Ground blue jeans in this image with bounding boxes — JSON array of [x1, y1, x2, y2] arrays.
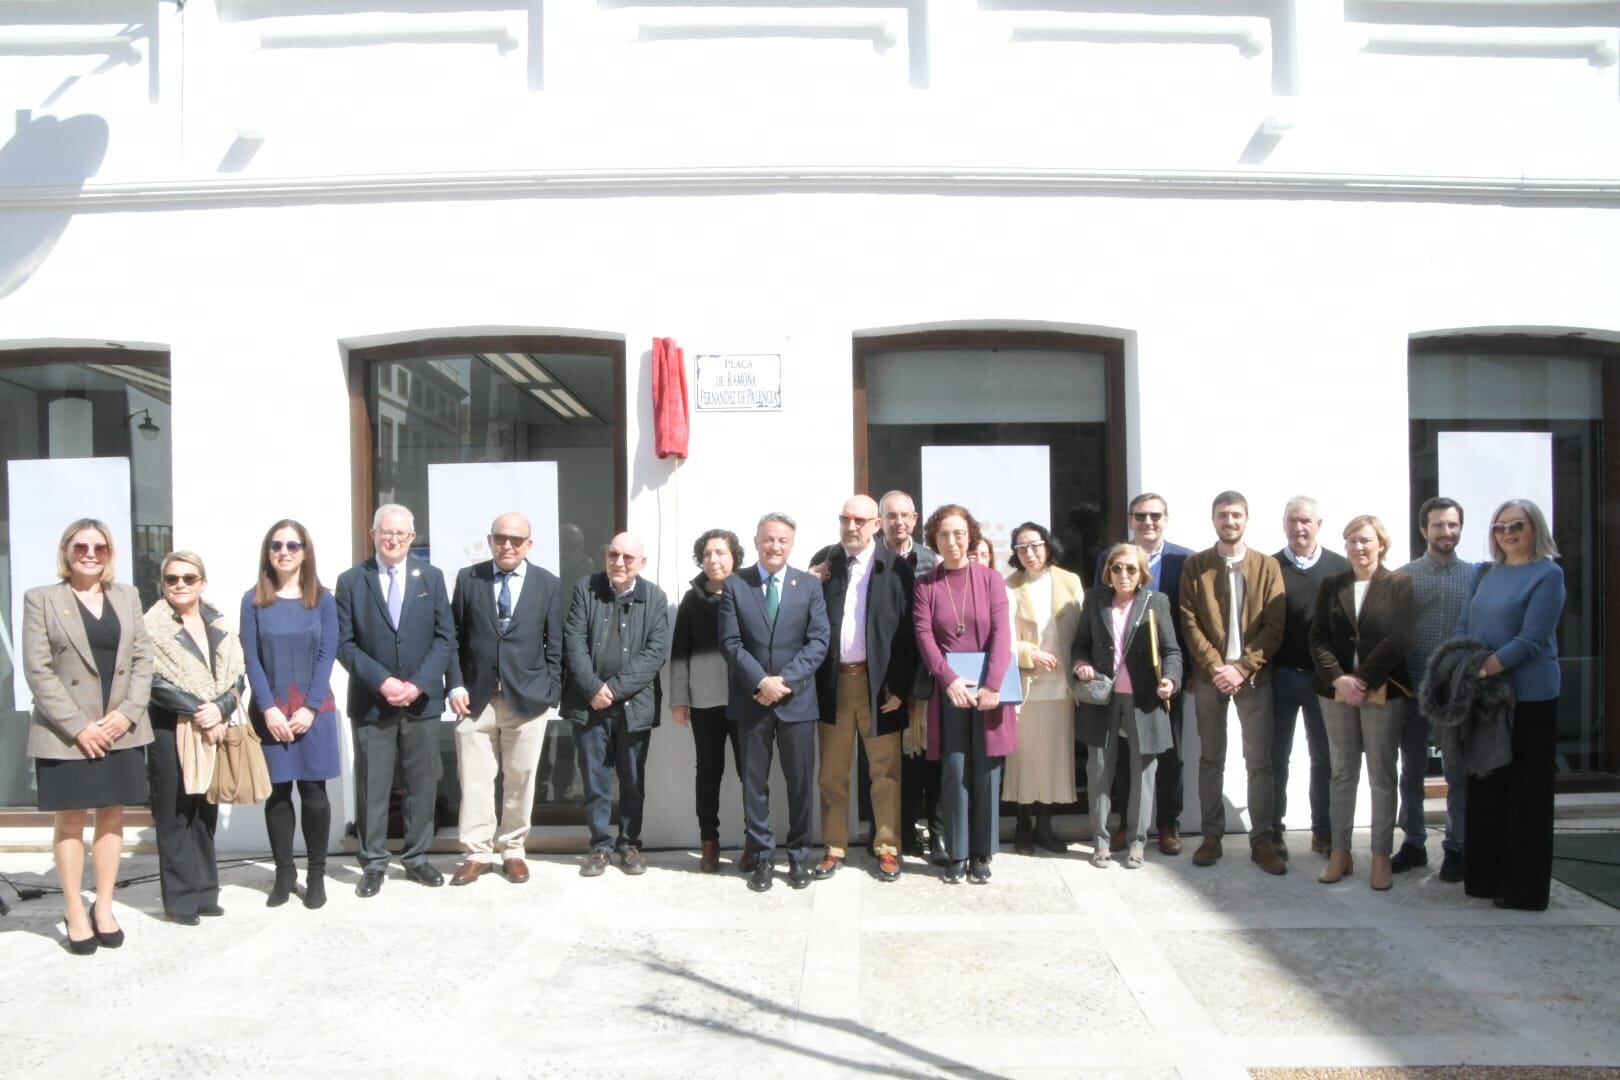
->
[[1397, 706, 1467, 852], [574, 714, 651, 853], [1270, 666, 1330, 836]]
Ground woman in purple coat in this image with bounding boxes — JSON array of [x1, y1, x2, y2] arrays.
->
[[914, 504, 1018, 884]]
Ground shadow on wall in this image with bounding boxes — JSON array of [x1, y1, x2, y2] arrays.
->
[[0, 112, 110, 303]]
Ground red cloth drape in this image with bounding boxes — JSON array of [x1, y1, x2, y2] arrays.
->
[[652, 337, 690, 460]]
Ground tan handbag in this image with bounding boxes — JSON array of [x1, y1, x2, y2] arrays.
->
[[208, 703, 272, 806]]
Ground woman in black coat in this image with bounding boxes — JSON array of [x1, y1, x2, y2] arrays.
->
[[1071, 542, 1182, 869]]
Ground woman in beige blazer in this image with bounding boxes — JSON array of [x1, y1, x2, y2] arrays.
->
[[23, 518, 154, 954], [1004, 522, 1084, 854]]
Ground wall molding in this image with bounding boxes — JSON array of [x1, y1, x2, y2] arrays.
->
[[2, 165, 1619, 211]]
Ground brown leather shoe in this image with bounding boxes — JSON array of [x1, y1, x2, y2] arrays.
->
[[450, 861, 486, 886], [739, 849, 759, 873], [1158, 825, 1183, 856], [1272, 830, 1290, 862], [1109, 828, 1127, 854], [1370, 853, 1393, 891], [699, 840, 720, 873], [1251, 840, 1288, 876], [1311, 832, 1332, 856], [619, 847, 647, 876], [1192, 835, 1223, 866], [503, 858, 530, 884], [876, 853, 900, 882], [812, 854, 843, 880], [1318, 849, 1354, 884]]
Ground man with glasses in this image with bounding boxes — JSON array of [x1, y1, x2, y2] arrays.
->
[[812, 495, 916, 883], [721, 512, 830, 891], [336, 503, 457, 897], [1096, 493, 1193, 855], [561, 532, 670, 877], [1178, 491, 1288, 875], [444, 513, 564, 886]]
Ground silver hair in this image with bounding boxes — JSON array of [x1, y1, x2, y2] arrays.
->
[[877, 490, 915, 515], [1488, 498, 1560, 562], [1283, 495, 1320, 520], [373, 503, 415, 530], [756, 511, 797, 533]]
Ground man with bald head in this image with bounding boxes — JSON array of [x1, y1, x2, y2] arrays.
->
[[561, 532, 671, 876], [445, 512, 565, 885], [812, 496, 916, 881]]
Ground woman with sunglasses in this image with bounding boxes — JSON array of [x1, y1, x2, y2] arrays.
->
[[144, 551, 246, 924], [22, 519, 154, 954], [1454, 498, 1566, 911], [241, 520, 340, 909], [1071, 543, 1181, 869], [1004, 522, 1083, 855]]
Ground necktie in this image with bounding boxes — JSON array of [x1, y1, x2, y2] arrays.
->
[[386, 565, 402, 629], [765, 573, 780, 626], [497, 571, 513, 634]]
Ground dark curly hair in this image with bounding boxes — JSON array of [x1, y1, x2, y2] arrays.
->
[[1006, 521, 1063, 572], [691, 528, 744, 569], [922, 504, 983, 556]]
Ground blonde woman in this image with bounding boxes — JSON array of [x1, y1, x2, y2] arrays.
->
[[23, 519, 153, 954], [1004, 522, 1083, 854]]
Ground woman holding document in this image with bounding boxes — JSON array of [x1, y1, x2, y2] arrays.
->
[[913, 504, 1018, 885]]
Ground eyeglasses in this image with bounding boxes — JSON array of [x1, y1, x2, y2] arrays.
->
[[1491, 520, 1529, 535], [1109, 563, 1141, 575], [838, 515, 874, 527], [605, 551, 639, 563], [1013, 541, 1046, 552], [491, 533, 531, 548], [375, 530, 412, 541], [1130, 511, 1164, 523], [71, 542, 109, 558], [163, 573, 202, 587], [268, 540, 304, 554]]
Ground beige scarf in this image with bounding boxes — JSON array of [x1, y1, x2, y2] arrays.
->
[[145, 600, 248, 795]]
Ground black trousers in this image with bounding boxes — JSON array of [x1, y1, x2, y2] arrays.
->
[[902, 753, 942, 840], [1110, 690, 1184, 829], [738, 713, 815, 863], [575, 713, 651, 852], [1465, 697, 1557, 911], [937, 703, 1003, 862], [146, 722, 219, 917], [691, 706, 741, 842], [352, 714, 439, 868]]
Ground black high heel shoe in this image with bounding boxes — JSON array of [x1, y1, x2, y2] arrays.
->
[[66, 909, 99, 956], [89, 900, 125, 949]]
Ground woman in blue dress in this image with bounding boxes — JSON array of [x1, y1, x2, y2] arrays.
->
[[241, 519, 340, 910]]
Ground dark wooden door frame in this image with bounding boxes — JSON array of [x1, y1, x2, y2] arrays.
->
[[852, 328, 1129, 541]]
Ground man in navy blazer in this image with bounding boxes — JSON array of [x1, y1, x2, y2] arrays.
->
[[444, 512, 564, 886], [336, 503, 457, 897], [719, 512, 830, 892], [1097, 492, 1193, 856]]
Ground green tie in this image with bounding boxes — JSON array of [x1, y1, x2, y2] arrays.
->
[[765, 573, 780, 625]]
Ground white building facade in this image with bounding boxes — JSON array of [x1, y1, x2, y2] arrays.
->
[[2, 0, 1617, 852]]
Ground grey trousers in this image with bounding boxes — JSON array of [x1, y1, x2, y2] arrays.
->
[[1192, 678, 1274, 844], [1086, 693, 1157, 850], [938, 702, 1003, 862], [1320, 695, 1404, 856], [352, 714, 440, 869]]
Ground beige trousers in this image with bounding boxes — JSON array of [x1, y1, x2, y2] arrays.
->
[[455, 692, 547, 862], [818, 669, 903, 858]]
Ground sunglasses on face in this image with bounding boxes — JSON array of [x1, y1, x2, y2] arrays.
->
[[1131, 511, 1164, 523], [268, 540, 304, 554], [1491, 520, 1529, 535], [490, 533, 531, 548], [163, 573, 202, 587], [71, 542, 109, 558], [1109, 563, 1141, 575], [838, 515, 874, 527]]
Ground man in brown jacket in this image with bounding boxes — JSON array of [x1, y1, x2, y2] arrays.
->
[[1178, 491, 1288, 874]]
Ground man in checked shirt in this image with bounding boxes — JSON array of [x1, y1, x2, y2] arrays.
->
[[1393, 496, 1474, 883]]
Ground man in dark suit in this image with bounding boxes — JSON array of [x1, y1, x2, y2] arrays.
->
[[1097, 492, 1194, 855], [812, 495, 916, 883], [444, 512, 564, 886], [336, 503, 457, 897], [720, 511, 830, 892]]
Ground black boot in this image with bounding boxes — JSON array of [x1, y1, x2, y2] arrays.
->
[[267, 865, 296, 908], [303, 858, 327, 910], [1033, 808, 1067, 853], [1014, 806, 1035, 855]]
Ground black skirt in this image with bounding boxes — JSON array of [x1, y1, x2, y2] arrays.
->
[[36, 747, 148, 811]]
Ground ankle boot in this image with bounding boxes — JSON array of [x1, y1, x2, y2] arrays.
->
[[1033, 809, 1067, 854], [1014, 807, 1035, 855], [303, 860, 327, 909], [267, 865, 297, 908]]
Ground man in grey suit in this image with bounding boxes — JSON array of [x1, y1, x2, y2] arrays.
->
[[335, 503, 457, 897], [719, 512, 830, 892]]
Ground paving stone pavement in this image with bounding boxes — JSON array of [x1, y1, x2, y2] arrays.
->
[[2, 830, 1618, 1080]]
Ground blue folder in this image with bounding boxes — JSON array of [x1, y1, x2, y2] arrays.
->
[[945, 651, 1024, 706]]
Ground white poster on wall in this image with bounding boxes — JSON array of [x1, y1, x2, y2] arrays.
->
[[7, 457, 134, 711], [920, 445, 1050, 562], [1437, 432, 1554, 561]]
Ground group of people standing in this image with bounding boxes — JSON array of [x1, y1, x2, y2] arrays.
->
[[21, 482, 1567, 953]]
